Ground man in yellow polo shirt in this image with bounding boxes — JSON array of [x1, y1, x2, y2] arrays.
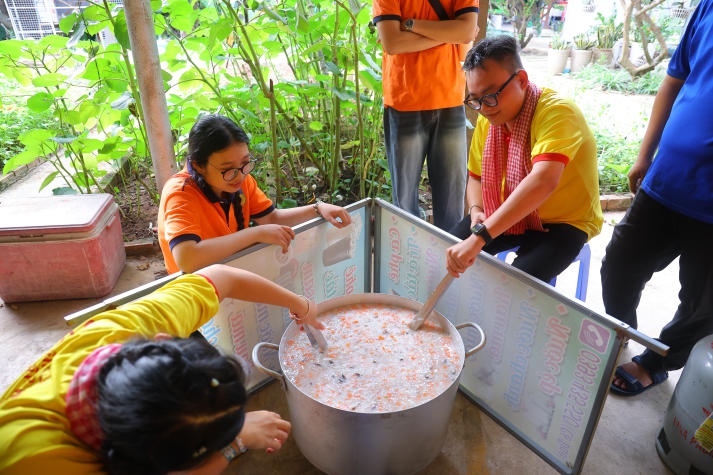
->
[[446, 35, 603, 282]]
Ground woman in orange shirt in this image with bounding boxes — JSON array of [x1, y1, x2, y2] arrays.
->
[[158, 114, 351, 274]]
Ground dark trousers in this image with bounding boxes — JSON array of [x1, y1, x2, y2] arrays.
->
[[449, 217, 588, 284], [601, 190, 713, 372]]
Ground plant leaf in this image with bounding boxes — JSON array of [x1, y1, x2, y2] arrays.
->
[[26, 93, 54, 112]]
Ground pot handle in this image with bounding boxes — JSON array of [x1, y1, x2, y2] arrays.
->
[[456, 322, 486, 358], [251, 342, 284, 383]]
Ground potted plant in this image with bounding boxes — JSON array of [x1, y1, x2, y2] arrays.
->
[[572, 33, 596, 73], [489, 0, 508, 30], [547, 34, 571, 75], [593, 13, 623, 67]]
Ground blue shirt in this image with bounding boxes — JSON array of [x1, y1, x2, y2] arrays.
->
[[641, 0, 713, 224]]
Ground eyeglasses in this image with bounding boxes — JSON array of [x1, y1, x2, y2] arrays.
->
[[463, 71, 520, 111], [208, 157, 257, 181]]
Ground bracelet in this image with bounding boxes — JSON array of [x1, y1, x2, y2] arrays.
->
[[468, 204, 483, 214], [235, 436, 248, 454], [313, 200, 324, 218], [290, 295, 310, 323], [222, 436, 248, 462]]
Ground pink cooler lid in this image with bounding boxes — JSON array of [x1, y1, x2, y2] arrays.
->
[[0, 194, 115, 236]]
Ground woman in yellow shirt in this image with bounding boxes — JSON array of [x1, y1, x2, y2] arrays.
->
[[0, 264, 323, 475]]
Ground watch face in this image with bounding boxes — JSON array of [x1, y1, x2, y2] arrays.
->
[[471, 223, 492, 244]]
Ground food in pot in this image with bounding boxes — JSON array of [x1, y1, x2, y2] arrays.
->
[[282, 303, 463, 413]]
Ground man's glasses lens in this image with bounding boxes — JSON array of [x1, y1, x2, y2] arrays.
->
[[464, 71, 519, 111], [465, 94, 499, 110]]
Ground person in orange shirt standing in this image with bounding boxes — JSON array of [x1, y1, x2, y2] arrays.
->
[[371, 0, 479, 231], [158, 114, 351, 274]]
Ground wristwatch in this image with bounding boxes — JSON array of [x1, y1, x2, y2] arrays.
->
[[470, 223, 493, 245], [403, 18, 414, 32]]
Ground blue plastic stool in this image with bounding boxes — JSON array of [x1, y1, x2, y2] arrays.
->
[[495, 242, 590, 301]]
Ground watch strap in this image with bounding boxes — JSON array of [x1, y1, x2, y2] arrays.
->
[[471, 223, 493, 245]]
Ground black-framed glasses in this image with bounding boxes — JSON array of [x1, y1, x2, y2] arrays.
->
[[463, 71, 520, 111], [208, 157, 257, 181]]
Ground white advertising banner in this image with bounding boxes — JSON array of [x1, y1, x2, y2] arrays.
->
[[373, 199, 623, 475], [199, 201, 370, 390]]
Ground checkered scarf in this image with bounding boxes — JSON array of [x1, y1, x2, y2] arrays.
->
[[65, 343, 122, 451], [481, 81, 545, 235]]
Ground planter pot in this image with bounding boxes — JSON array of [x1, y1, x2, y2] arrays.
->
[[547, 48, 570, 75], [571, 49, 593, 73], [592, 47, 614, 68]]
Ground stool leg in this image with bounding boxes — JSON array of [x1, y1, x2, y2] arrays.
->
[[575, 243, 591, 301], [496, 246, 519, 262]]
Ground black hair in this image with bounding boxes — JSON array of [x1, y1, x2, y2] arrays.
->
[[463, 34, 524, 73], [186, 114, 250, 188], [96, 337, 247, 475]]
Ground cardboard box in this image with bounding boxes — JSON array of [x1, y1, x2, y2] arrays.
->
[[0, 194, 126, 303]]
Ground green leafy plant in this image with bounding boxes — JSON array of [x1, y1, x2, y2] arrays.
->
[[594, 128, 641, 193], [573, 33, 596, 50], [0, 0, 388, 207], [0, 2, 150, 197], [549, 34, 571, 50], [595, 13, 623, 49], [568, 84, 653, 194], [0, 77, 55, 173], [576, 62, 664, 95]]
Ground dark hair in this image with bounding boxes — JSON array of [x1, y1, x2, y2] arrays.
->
[[97, 337, 247, 475], [463, 34, 524, 73], [186, 114, 250, 187]]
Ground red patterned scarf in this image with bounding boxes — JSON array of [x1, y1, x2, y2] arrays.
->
[[65, 344, 122, 451], [481, 81, 545, 235]]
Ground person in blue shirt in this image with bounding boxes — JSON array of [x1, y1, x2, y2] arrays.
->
[[602, 0, 713, 396]]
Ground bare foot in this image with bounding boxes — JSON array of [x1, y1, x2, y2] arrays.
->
[[612, 361, 653, 391]]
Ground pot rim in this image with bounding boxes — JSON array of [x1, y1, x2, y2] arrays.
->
[[277, 292, 469, 414]]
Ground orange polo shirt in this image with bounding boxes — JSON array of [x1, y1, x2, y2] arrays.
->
[[372, 0, 479, 111], [158, 168, 274, 274]]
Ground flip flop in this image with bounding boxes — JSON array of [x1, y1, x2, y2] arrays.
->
[[610, 362, 668, 397]]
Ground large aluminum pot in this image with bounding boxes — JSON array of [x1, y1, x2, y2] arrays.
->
[[252, 293, 485, 475]]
